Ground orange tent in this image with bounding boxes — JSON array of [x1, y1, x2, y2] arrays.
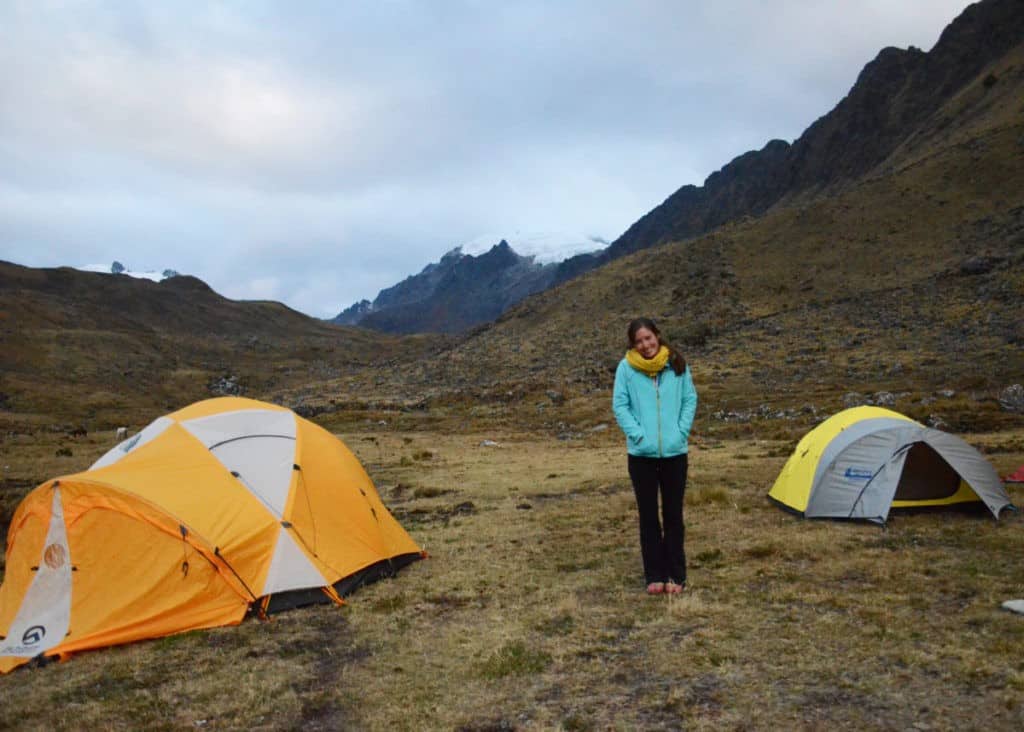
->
[[0, 397, 422, 673]]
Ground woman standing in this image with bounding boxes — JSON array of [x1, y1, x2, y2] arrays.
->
[[613, 317, 698, 595]]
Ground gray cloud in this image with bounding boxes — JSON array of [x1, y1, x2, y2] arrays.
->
[[0, 1, 973, 316]]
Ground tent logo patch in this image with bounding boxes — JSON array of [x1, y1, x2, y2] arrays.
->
[[43, 543, 67, 570], [844, 467, 874, 481], [22, 625, 45, 646]]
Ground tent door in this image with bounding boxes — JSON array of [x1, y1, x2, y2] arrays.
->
[[894, 442, 961, 501]]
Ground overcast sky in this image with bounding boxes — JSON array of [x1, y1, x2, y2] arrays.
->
[[0, 1, 974, 318]]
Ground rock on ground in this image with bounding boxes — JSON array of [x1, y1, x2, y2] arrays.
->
[[1001, 599, 1024, 615]]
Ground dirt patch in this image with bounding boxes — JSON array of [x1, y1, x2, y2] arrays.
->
[[392, 500, 477, 526], [527, 481, 631, 503], [289, 610, 373, 729], [456, 718, 519, 732]]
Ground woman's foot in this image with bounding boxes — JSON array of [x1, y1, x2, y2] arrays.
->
[[665, 581, 685, 594], [646, 582, 665, 595]]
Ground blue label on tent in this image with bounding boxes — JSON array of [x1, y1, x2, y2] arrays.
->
[[22, 625, 45, 646], [844, 467, 874, 481]]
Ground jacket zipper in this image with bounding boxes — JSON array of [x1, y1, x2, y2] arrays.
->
[[655, 372, 662, 456]]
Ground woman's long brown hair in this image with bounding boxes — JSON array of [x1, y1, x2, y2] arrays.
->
[[627, 317, 687, 375]]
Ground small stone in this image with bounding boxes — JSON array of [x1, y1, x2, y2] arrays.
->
[[1001, 599, 1024, 615], [843, 392, 866, 407], [959, 256, 996, 275], [873, 391, 896, 407], [208, 374, 241, 396], [998, 384, 1024, 413]]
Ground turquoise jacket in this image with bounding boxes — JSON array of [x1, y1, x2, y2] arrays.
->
[[613, 359, 698, 458]]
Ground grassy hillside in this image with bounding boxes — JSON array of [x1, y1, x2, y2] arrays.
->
[[0, 263, 443, 428], [289, 45, 1024, 440]]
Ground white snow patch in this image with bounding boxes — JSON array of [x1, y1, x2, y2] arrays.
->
[[79, 264, 175, 282], [460, 231, 609, 264]]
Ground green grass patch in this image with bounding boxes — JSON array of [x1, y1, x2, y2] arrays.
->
[[479, 641, 552, 678], [536, 613, 575, 637], [688, 486, 731, 505]]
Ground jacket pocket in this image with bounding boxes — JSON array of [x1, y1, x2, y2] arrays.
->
[[664, 431, 684, 455], [628, 432, 654, 456]]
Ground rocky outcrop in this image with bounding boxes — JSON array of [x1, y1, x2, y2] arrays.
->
[[554, 0, 1024, 283], [332, 298, 373, 326]]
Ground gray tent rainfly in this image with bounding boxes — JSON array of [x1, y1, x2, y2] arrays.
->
[[769, 407, 1015, 525]]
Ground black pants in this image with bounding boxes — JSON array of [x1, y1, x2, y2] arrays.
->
[[628, 453, 688, 585]]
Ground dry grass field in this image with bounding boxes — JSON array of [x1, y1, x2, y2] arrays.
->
[[2, 424, 1023, 730]]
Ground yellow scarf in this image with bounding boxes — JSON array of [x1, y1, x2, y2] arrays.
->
[[626, 345, 670, 376]]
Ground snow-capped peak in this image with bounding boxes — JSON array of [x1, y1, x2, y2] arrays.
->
[[460, 231, 609, 264]]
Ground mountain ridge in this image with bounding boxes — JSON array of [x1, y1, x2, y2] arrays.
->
[[333, 0, 1023, 334], [550, 0, 1024, 278], [293, 0, 1024, 433], [2, 0, 1021, 434], [331, 239, 564, 333]]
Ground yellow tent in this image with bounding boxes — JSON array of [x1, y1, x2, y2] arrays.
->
[[768, 406, 1013, 524], [0, 397, 422, 673]]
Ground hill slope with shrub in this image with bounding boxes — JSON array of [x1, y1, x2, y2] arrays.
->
[[0, 263, 439, 426]]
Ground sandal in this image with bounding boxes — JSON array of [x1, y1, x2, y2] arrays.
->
[[646, 582, 665, 595], [664, 581, 685, 594]]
